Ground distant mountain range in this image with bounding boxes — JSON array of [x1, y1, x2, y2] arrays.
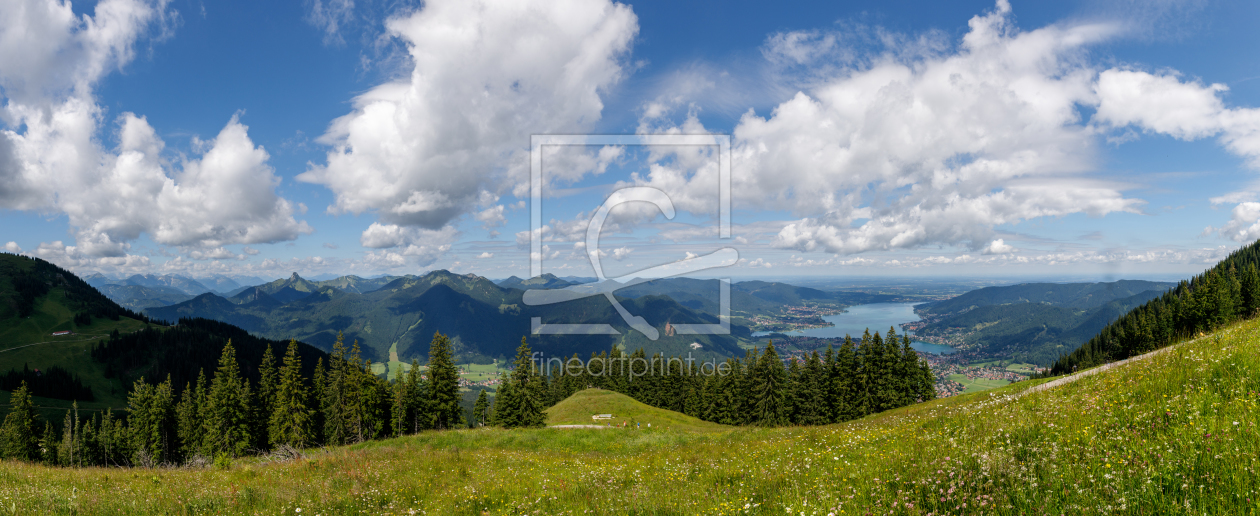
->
[[146, 271, 807, 364], [84, 272, 271, 310], [914, 280, 1177, 365]]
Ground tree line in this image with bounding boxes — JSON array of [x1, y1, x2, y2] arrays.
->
[[1, 253, 151, 323], [1049, 240, 1260, 375], [0, 326, 935, 466], [0, 365, 94, 402], [518, 326, 935, 427]]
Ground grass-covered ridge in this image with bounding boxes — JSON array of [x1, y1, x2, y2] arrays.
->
[[544, 388, 727, 432], [3, 315, 1259, 514]]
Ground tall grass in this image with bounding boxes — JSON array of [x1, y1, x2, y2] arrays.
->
[[2, 318, 1260, 514]]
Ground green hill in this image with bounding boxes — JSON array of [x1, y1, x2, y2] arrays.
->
[[0, 253, 153, 405], [545, 388, 727, 432], [6, 308, 1258, 514]]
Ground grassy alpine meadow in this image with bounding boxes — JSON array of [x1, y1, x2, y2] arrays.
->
[[3, 319, 1260, 515]]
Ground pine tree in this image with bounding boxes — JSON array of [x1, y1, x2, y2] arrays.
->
[[491, 380, 518, 427], [360, 359, 389, 440], [322, 334, 349, 445], [311, 357, 326, 444], [798, 351, 828, 425], [390, 363, 410, 437], [834, 336, 860, 421], [427, 332, 462, 429], [750, 341, 788, 426], [177, 370, 208, 458], [127, 376, 175, 466], [58, 403, 78, 466], [472, 389, 489, 427], [344, 340, 367, 443], [270, 339, 313, 448], [499, 337, 545, 428], [39, 420, 58, 464], [254, 343, 278, 449], [1242, 263, 1260, 317], [0, 381, 39, 461], [406, 359, 427, 433], [785, 357, 803, 424], [202, 340, 252, 457]]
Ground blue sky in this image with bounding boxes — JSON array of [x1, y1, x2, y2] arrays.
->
[[2, 0, 1259, 282]]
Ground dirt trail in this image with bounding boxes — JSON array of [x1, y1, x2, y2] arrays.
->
[[1018, 339, 1188, 398], [0, 333, 114, 354]]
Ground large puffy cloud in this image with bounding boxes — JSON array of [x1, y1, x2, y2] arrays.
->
[[0, 0, 310, 260], [299, 0, 638, 239], [629, 1, 1152, 255], [1095, 70, 1260, 165]]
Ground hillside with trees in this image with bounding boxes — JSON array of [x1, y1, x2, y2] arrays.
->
[[1049, 240, 1260, 375], [912, 280, 1174, 364]]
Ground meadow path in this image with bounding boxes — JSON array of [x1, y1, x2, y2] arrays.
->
[[1018, 339, 1188, 398]]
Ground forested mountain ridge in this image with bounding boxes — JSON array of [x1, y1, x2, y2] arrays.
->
[[1049, 240, 1260, 375], [0, 254, 149, 324], [147, 270, 751, 364], [915, 287, 1171, 365], [497, 273, 577, 290], [920, 280, 1175, 316], [0, 254, 330, 408], [909, 279, 1175, 365]]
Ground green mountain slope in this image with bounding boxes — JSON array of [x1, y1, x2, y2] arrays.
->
[[1051, 240, 1260, 374], [0, 254, 327, 416], [914, 280, 1174, 364]]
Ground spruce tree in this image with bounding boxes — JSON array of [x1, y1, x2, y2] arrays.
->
[[254, 343, 278, 449], [836, 336, 860, 420], [473, 389, 489, 427], [1242, 263, 1260, 317], [345, 340, 366, 443], [750, 341, 788, 426], [426, 332, 462, 429], [202, 340, 252, 457], [799, 351, 828, 425], [127, 376, 175, 466], [311, 357, 326, 444], [177, 369, 208, 458], [785, 357, 803, 424], [39, 421, 58, 464], [322, 334, 349, 445], [270, 339, 313, 448], [0, 381, 39, 461], [491, 380, 518, 427], [499, 337, 545, 428], [406, 359, 427, 432], [390, 363, 410, 437]]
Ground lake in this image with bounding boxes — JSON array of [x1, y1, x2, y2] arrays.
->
[[751, 302, 959, 355]]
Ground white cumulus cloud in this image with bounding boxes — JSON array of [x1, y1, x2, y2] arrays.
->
[[299, 0, 639, 237], [0, 0, 309, 263]]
